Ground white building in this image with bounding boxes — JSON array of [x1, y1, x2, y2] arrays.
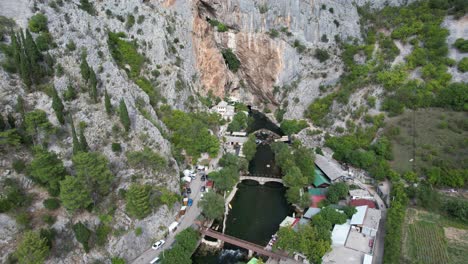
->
[[213, 100, 235, 121], [331, 220, 351, 246], [349, 189, 374, 200], [362, 208, 381, 237]]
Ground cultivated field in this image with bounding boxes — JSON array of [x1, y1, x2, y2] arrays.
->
[[402, 208, 468, 264]]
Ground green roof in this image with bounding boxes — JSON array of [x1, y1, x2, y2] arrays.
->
[[314, 168, 330, 187], [309, 187, 328, 195], [247, 258, 258, 264]]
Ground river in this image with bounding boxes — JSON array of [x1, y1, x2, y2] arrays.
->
[[192, 110, 292, 263]]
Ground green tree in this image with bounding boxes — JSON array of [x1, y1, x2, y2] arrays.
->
[[59, 176, 92, 212], [15, 231, 49, 263], [208, 166, 239, 192], [28, 14, 48, 33], [125, 184, 151, 219], [199, 192, 225, 220], [326, 182, 349, 203], [69, 115, 81, 154], [174, 228, 199, 252], [89, 67, 98, 102], [80, 56, 90, 82], [73, 222, 92, 252], [221, 48, 240, 72], [242, 134, 257, 161], [280, 119, 308, 135], [283, 166, 307, 188], [73, 152, 114, 198], [51, 87, 65, 124], [119, 99, 131, 131], [293, 146, 315, 183], [24, 109, 52, 145], [78, 125, 89, 152], [458, 57, 468, 72], [104, 89, 112, 115], [28, 148, 66, 196], [227, 112, 248, 131]]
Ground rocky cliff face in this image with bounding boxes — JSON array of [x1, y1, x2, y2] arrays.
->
[[0, 0, 419, 262]]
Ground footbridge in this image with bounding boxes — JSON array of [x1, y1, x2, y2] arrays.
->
[[201, 228, 290, 260], [240, 175, 283, 185]]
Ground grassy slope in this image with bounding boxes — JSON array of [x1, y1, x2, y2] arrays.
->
[[384, 108, 468, 174]]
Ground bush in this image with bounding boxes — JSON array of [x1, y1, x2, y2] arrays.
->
[[96, 224, 112, 246], [12, 159, 26, 173], [126, 14, 135, 29], [28, 14, 48, 33], [221, 48, 240, 72], [108, 32, 144, 78], [42, 214, 56, 225], [453, 38, 468, 52], [294, 40, 306, 53], [135, 227, 143, 236], [79, 0, 95, 15], [280, 119, 308, 135], [268, 29, 279, 38], [73, 222, 92, 252], [35, 32, 53, 51], [111, 142, 122, 153], [314, 49, 330, 62], [457, 57, 468, 72], [43, 198, 61, 210]]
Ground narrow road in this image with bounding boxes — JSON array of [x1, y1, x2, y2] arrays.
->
[[131, 151, 223, 264], [131, 171, 204, 264]]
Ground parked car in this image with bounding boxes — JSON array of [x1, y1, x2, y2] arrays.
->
[[188, 198, 193, 206], [152, 240, 165, 250], [201, 175, 206, 181], [201, 186, 206, 192], [186, 187, 192, 194], [150, 256, 160, 264]]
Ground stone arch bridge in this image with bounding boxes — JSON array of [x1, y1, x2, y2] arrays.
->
[[240, 174, 283, 185]]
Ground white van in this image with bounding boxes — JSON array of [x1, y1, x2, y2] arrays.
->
[[149, 256, 160, 264], [168, 221, 179, 233]]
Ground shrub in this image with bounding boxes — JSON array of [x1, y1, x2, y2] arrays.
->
[[43, 198, 61, 210], [137, 15, 145, 24], [453, 38, 468, 52], [268, 29, 279, 38], [314, 49, 330, 62], [111, 143, 122, 153], [135, 227, 143, 236], [66, 40, 76, 51], [79, 0, 95, 15], [280, 119, 308, 135], [12, 159, 26, 173], [294, 40, 306, 53], [222, 48, 241, 72], [126, 14, 135, 29], [457, 57, 468, 72], [73, 222, 92, 252], [42, 214, 56, 225], [321, 34, 329, 43], [35, 32, 53, 51], [107, 32, 144, 78], [96, 224, 112, 246], [28, 14, 48, 33]]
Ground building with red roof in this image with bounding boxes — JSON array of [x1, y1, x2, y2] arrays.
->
[[310, 195, 326, 208], [350, 199, 376, 209]]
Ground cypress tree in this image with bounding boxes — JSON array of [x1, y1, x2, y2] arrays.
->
[[52, 87, 65, 124], [7, 113, 16, 129], [10, 32, 21, 72], [80, 58, 90, 83], [24, 29, 42, 84], [104, 89, 112, 115], [69, 115, 81, 154], [0, 116, 5, 131], [78, 126, 89, 152], [19, 47, 32, 89], [16, 96, 25, 118], [89, 68, 98, 102], [119, 99, 131, 131]]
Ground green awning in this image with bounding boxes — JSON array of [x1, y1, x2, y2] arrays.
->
[[313, 168, 330, 187]]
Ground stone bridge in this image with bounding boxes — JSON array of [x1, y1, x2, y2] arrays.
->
[[240, 175, 283, 185], [252, 128, 281, 139]]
